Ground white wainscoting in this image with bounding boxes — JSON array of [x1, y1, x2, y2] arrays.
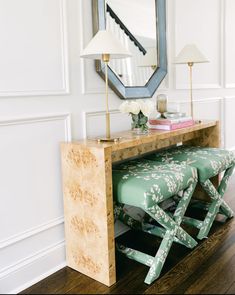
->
[[80, 0, 106, 95], [224, 97, 235, 150], [174, 0, 222, 90], [0, 0, 69, 97], [0, 114, 71, 294], [180, 97, 225, 146], [224, 0, 235, 88], [83, 109, 132, 139], [84, 97, 223, 139]]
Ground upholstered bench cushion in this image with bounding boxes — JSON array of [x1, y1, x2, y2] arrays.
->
[[112, 159, 197, 208], [145, 146, 235, 183]]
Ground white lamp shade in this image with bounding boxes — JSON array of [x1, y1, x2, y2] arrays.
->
[[80, 30, 132, 60], [138, 47, 158, 67], [175, 44, 208, 64]]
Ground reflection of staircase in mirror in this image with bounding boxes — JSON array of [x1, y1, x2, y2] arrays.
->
[[106, 4, 146, 55], [106, 4, 154, 87]]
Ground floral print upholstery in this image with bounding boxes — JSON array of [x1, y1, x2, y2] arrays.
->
[[144, 146, 235, 182], [144, 145, 235, 240], [112, 158, 198, 284], [112, 159, 197, 208]]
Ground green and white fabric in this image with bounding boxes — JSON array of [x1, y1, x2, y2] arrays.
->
[[112, 159, 198, 284], [113, 159, 197, 207], [144, 146, 235, 182], [144, 145, 235, 239]]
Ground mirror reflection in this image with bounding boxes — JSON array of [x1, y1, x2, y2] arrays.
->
[[106, 0, 158, 87]]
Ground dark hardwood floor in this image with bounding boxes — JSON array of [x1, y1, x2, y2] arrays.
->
[[21, 175, 235, 294]]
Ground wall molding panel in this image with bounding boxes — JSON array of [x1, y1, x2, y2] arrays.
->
[[223, 96, 235, 149], [83, 109, 130, 138], [0, 113, 71, 131], [224, 0, 235, 89], [0, 216, 64, 250], [174, 0, 222, 90], [174, 83, 222, 90], [0, 0, 69, 97], [79, 0, 107, 95], [0, 241, 66, 294], [0, 113, 71, 294], [83, 97, 223, 138], [225, 84, 235, 89]]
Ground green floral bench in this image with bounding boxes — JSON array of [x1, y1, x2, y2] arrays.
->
[[144, 146, 235, 240], [112, 159, 198, 284]]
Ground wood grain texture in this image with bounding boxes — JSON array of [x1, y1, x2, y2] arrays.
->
[[227, 282, 235, 294], [61, 144, 116, 286], [184, 121, 220, 148], [60, 120, 220, 287], [72, 120, 217, 152]]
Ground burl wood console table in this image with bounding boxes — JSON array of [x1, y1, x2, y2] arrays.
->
[[60, 120, 220, 287]]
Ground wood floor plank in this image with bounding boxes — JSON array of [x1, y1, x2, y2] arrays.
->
[[20, 267, 83, 294], [170, 224, 235, 294], [198, 254, 235, 295], [182, 226, 235, 294], [226, 282, 235, 294]]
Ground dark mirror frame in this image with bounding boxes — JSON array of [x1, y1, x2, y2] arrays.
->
[[92, 0, 167, 99]]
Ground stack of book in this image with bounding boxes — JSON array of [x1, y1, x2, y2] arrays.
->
[[149, 116, 194, 131]]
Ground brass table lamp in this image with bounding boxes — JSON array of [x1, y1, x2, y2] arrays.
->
[[81, 30, 132, 142], [175, 44, 208, 119]]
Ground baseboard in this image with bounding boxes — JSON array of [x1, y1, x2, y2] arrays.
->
[[0, 241, 66, 294]]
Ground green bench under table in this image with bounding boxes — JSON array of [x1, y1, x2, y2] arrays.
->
[[144, 145, 235, 240], [112, 158, 198, 284]]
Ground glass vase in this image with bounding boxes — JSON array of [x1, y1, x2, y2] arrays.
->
[[132, 127, 148, 135], [131, 112, 149, 135]]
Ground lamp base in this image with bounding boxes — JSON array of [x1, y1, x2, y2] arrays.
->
[[97, 137, 121, 143], [194, 119, 202, 124]]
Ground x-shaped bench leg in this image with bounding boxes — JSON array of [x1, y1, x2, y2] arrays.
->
[[114, 203, 143, 230], [143, 181, 197, 284], [198, 165, 235, 239], [115, 204, 191, 246]]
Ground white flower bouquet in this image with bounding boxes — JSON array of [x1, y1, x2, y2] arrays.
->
[[119, 99, 154, 133]]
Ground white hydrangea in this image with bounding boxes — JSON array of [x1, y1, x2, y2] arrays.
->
[[119, 101, 140, 114], [139, 99, 155, 116], [119, 99, 154, 117], [119, 101, 130, 113], [129, 101, 141, 114]]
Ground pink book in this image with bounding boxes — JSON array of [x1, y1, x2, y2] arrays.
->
[[149, 120, 195, 131], [149, 116, 192, 125]]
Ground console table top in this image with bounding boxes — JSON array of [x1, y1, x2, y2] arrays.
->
[[66, 120, 218, 151]]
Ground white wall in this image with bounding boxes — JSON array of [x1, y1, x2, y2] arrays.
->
[[0, 0, 235, 293]]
